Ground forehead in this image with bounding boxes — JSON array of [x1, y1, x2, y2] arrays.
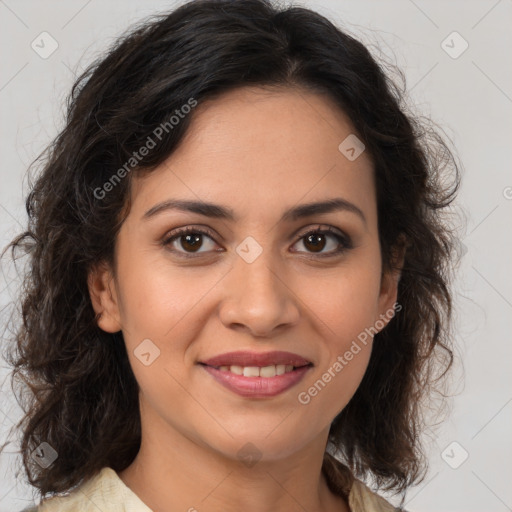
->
[[129, 86, 376, 226]]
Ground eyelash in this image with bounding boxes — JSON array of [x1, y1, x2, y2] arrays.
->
[[161, 225, 352, 259]]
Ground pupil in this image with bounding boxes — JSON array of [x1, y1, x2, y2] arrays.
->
[[306, 234, 325, 252]]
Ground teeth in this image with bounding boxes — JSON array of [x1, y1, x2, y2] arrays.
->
[[243, 366, 260, 377], [217, 364, 298, 377], [260, 365, 276, 378]]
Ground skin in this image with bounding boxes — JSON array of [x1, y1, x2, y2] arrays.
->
[[88, 86, 402, 512]]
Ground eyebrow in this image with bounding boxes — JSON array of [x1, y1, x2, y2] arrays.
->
[[142, 197, 366, 225]]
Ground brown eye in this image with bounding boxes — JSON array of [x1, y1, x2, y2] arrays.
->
[[162, 227, 220, 256], [292, 227, 351, 257]]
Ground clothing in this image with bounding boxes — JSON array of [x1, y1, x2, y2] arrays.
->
[[23, 454, 404, 511]]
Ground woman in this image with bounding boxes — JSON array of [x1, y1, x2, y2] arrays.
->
[[3, 0, 460, 510]]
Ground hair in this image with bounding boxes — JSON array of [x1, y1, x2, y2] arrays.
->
[[1, 0, 461, 503]]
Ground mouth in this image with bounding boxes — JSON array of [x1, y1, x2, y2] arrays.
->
[[199, 362, 312, 377], [198, 351, 313, 398], [200, 350, 312, 368]]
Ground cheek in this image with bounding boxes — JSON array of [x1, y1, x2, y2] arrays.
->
[[306, 262, 382, 348], [113, 253, 227, 410], [114, 241, 226, 346], [300, 345, 372, 412], [294, 264, 381, 415]]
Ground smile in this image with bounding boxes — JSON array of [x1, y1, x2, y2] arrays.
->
[[214, 364, 296, 377], [198, 350, 313, 398]]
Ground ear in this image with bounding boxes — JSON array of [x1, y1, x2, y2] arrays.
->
[[87, 261, 122, 333], [376, 238, 407, 331]]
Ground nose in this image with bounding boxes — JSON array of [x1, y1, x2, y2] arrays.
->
[[218, 250, 300, 338]]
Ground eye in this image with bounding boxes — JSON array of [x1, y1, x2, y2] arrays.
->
[[162, 226, 221, 256], [162, 224, 352, 258], [291, 226, 351, 257]]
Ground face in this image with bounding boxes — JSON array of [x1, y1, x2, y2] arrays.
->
[[89, 86, 400, 462]]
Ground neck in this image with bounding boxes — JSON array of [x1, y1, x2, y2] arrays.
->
[[118, 411, 350, 512]]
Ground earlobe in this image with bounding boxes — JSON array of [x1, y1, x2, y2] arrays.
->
[[87, 261, 122, 333]]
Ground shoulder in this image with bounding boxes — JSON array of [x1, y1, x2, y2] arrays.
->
[[27, 467, 152, 512], [349, 478, 407, 512], [322, 452, 409, 512]]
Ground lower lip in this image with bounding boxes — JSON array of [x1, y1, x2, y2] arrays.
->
[[201, 365, 312, 398]]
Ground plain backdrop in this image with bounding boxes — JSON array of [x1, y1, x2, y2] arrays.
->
[[1, 1, 511, 511]]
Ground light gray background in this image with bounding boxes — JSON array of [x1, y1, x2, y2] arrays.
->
[[1, 0, 511, 510]]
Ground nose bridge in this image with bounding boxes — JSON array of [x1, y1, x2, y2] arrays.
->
[[218, 238, 299, 335], [238, 245, 280, 296]]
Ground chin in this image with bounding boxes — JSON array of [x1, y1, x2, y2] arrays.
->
[[204, 429, 314, 465]]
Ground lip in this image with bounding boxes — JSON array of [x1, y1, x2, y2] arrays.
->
[[199, 350, 313, 398], [201, 364, 312, 398], [200, 350, 312, 368]]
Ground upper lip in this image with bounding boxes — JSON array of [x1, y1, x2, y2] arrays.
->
[[200, 350, 312, 368]]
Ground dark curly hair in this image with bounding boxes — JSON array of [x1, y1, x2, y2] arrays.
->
[[1, 0, 461, 503]]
